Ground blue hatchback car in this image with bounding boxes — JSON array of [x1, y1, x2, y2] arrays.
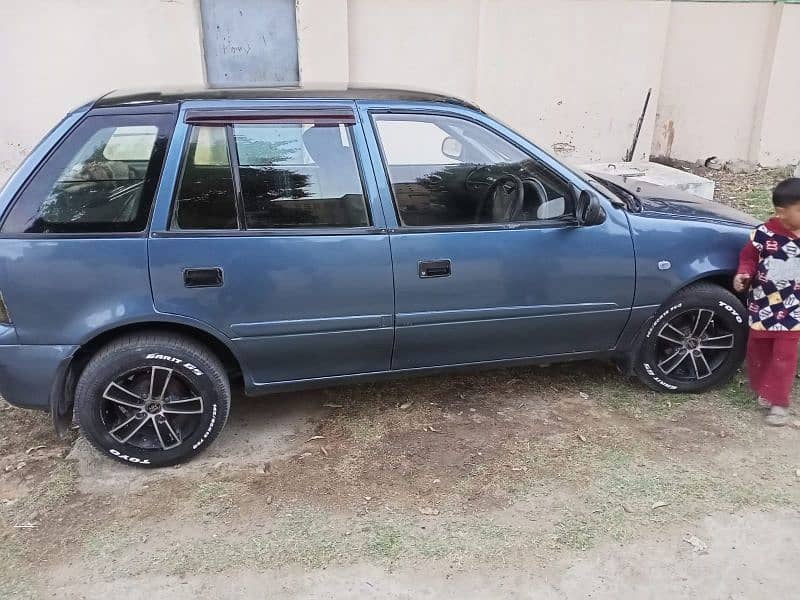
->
[[0, 87, 756, 466]]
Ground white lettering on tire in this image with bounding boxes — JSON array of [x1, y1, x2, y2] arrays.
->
[[109, 448, 151, 465], [643, 362, 678, 390], [145, 353, 204, 376], [192, 403, 218, 450], [646, 303, 683, 339], [718, 300, 743, 324]]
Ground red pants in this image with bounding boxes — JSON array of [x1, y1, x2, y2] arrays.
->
[[746, 334, 800, 407]]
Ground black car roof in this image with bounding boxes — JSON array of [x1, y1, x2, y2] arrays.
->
[[94, 85, 481, 111]]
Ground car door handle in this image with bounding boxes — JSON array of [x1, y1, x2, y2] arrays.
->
[[184, 267, 224, 288], [419, 259, 451, 278]]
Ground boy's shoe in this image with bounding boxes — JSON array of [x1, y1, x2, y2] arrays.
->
[[765, 406, 790, 427], [756, 396, 771, 409]]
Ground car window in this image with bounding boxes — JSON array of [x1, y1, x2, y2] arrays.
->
[[373, 114, 571, 227], [2, 114, 173, 234], [102, 126, 158, 161], [233, 123, 369, 229], [376, 120, 459, 165], [174, 126, 238, 230]]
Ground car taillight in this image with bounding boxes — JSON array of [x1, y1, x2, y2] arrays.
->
[[0, 292, 12, 324]]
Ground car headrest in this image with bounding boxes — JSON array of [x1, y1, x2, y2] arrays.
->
[[302, 125, 349, 165]]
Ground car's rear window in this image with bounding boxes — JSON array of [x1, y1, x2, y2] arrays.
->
[[172, 121, 370, 230], [2, 114, 174, 234], [173, 126, 238, 230]]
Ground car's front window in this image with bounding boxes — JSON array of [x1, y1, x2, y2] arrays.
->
[[373, 113, 572, 227]]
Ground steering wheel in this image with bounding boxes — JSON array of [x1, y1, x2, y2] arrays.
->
[[474, 173, 525, 223]]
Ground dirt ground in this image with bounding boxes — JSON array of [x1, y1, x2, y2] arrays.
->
[[2, 167, 800, 599]]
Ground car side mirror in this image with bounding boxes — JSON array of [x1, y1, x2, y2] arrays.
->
[[441, 137, 463, 160], [575, 189, 606, 226]]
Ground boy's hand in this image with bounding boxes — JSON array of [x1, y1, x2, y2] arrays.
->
[[733, 273, 752, 292]]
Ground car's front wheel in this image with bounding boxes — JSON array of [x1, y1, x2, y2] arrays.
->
[[75, 333, 231, 467], [634, 283, 747, 393]]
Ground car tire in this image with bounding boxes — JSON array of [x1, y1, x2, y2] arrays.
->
[[633, 283, 747, 393], [74, 333, 231, 468]]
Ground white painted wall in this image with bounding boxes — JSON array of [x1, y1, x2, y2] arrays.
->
[[346, 0, 670, 162], [475, 0, 670, 163], [756, 4, 800, 167], [348, 0, 481, 101], [1, 0, 799, 185], [651, 2, 777, 164], [296, 0, 350, 84], [0, 0, 205, 183]]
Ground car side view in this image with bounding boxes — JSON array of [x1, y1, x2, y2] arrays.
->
[[0, 87, 757, 467]]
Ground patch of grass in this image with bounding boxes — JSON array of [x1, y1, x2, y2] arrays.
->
[[0, 461, 77, 596], [568, 368, 689, 417], [718, 372, 756, 409], [0, 536, 37, 599], [361, 518, 540, 566], [453, 463, 490, 499], [193, 481, 230, 504], [34, 460, 77, 510], [596, 453, 712, 509], [743, 188, 773, 220], [366, 523, 404, 560], [78, 507, 547, 577], [2, 460, 77, 523], [545, 444, 799, 552], [192, 481, 240, 518], [345, 419, 388, 448], [555, 512, 613, 551], [82, 522, 129, 558]]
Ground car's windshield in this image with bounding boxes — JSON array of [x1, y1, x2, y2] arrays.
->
[[450, 111, 641, 213]]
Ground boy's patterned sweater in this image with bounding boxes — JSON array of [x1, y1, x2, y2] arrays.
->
[[738, 217, 800, 335]]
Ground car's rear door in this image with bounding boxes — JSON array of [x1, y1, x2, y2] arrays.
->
[[149, 101, 394, 388], [359, 102, 636, 370], [0, 108, 177, 346]]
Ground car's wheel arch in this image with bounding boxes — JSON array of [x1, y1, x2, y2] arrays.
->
[[51, 317, 245, 435], [616, 271, 742, 375], [676, 270, 739, 299]]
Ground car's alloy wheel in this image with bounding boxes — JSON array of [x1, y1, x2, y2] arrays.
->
[[634, 283, 747, 392], [75, 333, 231, 467], [652, 308, 736, 381], [103, 366, 205, 451]]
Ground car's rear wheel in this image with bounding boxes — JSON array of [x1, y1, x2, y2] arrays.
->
[[75, 333, 230, 467], [633, 283, 747, 393]]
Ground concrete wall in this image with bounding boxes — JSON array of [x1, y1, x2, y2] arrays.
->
[[346, 0, 669, 162], [756, 4, 800, 167], [650, 2, 778, 164], [348, 0, 481, 101], [1, 0, 799, 185], [345, 0, 799, 168], [296, 0, 350, 84], [474, 0, 669, 162], [0, 0, 205, 182]]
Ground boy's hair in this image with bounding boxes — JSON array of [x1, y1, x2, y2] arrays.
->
[[773, 178, 800, 208]]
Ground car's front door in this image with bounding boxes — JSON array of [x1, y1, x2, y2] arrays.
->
[[149, 102, 394, 387], [361, 106, 636, 370]]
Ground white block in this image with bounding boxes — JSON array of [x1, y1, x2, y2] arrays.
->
[[577, 161, 716, 200]]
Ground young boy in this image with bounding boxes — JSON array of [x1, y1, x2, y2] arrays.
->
[[734, 178, 800, 426]]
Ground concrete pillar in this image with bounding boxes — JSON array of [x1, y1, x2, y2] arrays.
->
[[755, 4, 800, 167], [296, 0, 350, 85], [747, 2, 784, 164]]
